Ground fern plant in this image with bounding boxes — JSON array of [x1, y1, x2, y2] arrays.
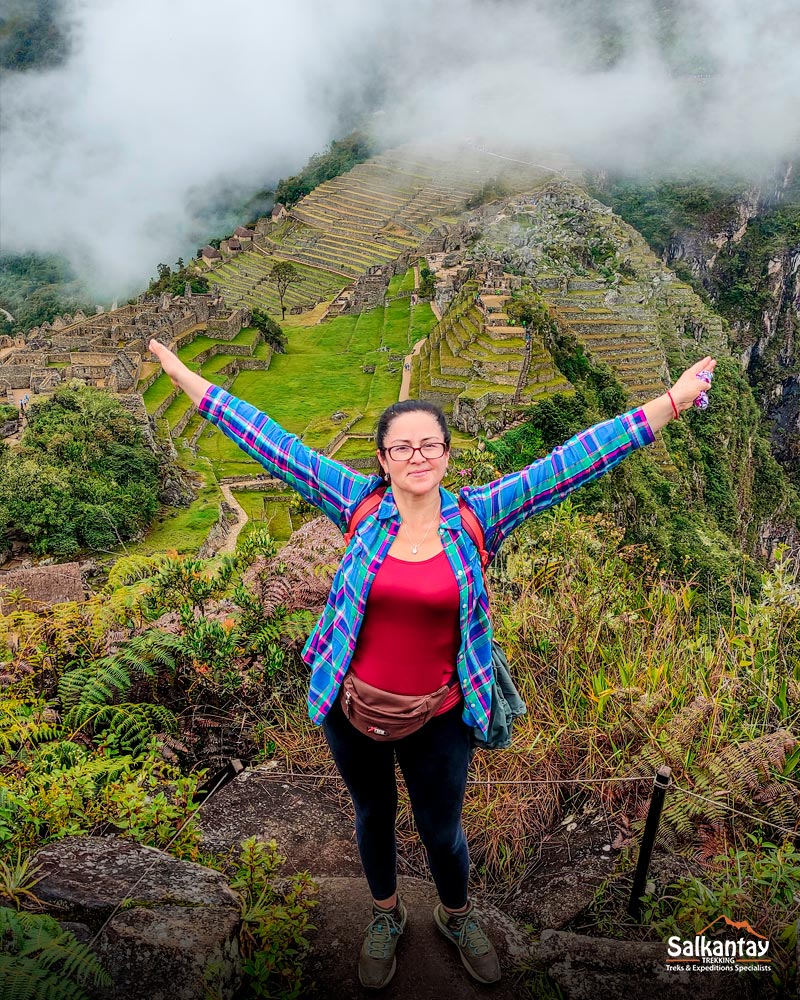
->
[[0, 696, 59, 762], [0, 907, 110, 1000], [66, 702, 177, 756], [619, 727, 799, 854], [58, 630, 183, 749]]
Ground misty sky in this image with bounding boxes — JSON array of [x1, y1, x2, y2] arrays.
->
[[1, 0, 798, 300]]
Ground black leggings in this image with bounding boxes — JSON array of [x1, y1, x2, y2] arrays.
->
[[322, 695, 472, 909]]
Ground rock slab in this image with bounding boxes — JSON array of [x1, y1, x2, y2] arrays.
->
[[197, 766, 363, 877], [32, 835, 241, 1000], [534, 929, 762, 1000]]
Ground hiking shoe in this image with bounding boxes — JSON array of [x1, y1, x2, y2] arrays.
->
[[358, 898, 408, 989], [433, 901, 501, 984]]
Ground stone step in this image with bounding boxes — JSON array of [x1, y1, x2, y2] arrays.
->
[[483, 325, 524, 340], [555, 305, 653, 321], [567, 278, 607, 292], [479, 295, 511, 310], [474, 336, 527, 356], [568, 321, 657, 337]]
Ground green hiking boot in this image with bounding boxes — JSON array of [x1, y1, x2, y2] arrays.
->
[[434, 901, 501, 984], [358, 898, 408, 990]]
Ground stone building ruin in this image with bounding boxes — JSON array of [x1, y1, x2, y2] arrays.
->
[[0, 290, 250, 405]]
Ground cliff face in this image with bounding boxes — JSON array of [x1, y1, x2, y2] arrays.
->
[[594, 164, 800, 483]]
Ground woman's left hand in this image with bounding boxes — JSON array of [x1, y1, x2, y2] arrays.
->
[[669, 356, 716, 413]]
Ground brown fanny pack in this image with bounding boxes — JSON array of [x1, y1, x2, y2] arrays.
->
[[340, 672, 457, 741]]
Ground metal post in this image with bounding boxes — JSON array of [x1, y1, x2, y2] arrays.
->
[[628, 764, 671, 920], [193, 757, 244, 804]]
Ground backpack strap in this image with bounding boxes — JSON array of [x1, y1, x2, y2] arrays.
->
[[344, 485, 386, 546], [457, 497, 489, 577], [345, 486, 489, 578]]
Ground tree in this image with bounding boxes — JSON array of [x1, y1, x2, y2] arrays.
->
[[147, 261, 209, 298], [269, 262, 300, 320], [418, 265, 436, 299], [0, 384, 162, 556], [250, 309, 288, 354]]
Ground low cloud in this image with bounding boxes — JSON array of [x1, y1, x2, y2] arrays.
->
[[1, 0, 798, 300]]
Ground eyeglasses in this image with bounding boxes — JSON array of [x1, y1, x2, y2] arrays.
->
[[384, 442, 447, 461]]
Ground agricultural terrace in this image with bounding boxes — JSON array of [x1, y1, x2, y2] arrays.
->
[[205, 250, 347, 314], [144, 285, 440, 480], [198, 297, 438, 478], [264, 145, 574, 277], [230, 490, 314, 545]]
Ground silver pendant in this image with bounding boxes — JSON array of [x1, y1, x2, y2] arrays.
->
[[411, 545, 418, 554]]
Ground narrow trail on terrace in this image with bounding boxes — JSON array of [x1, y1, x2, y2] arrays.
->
[[217, 484, 248, 554], [400, 338, 428, 402]]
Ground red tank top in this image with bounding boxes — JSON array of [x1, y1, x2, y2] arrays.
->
[[350, 550, 463, 716]]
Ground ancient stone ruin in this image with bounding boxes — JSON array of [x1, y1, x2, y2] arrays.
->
[[0, 290, 250, 406]]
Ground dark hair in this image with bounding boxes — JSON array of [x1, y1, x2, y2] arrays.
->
[[375, 399, 451, 452]]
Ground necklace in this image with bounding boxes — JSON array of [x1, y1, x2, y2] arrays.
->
[[402, 510, 439, 555]]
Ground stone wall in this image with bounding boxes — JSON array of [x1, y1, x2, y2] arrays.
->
[[137, 367, 162, 393], [1, 365, 37, 388], [0, 562, 87, 610], [197, 502, 238, 559], [154, 387, 181, 419], [236, 354, 272, 371], [321, 414, 364, 457], [208, 307, 251, 339]]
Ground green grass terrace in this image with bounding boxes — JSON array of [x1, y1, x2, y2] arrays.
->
[[195, 298, 439, 478], [205, 251, 347, 316]]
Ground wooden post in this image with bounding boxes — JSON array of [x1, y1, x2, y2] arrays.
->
[[628, 764, 671, 920]]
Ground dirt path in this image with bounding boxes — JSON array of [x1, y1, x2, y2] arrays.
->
[[399, 337, 428, 401], [217, 484, 248, 554]]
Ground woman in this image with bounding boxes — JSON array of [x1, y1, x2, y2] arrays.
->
[[149, 337, 715, 990]]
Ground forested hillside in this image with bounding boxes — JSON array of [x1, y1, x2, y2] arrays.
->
[[593, 164, 800, 482], [0, 0, 69, 72]]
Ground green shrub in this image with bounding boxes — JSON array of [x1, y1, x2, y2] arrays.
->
[[229, 837, 318, 999], [0, 383, 161, 556]]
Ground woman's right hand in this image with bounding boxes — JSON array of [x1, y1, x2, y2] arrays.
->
[[148, 338, 212, 407], [149, 338, 185, 388]]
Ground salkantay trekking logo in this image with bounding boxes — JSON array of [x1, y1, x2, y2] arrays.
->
[[665, 915, 772, 974]]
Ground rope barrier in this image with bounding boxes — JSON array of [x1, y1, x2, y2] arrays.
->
[[241, 768, 652, 786], [241, 767, 800, 836]]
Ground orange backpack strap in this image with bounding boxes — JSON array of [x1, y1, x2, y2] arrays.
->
[[345, 488, 488, 577], [344, 485, 386, 545], [457, 497, 489, 576]]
